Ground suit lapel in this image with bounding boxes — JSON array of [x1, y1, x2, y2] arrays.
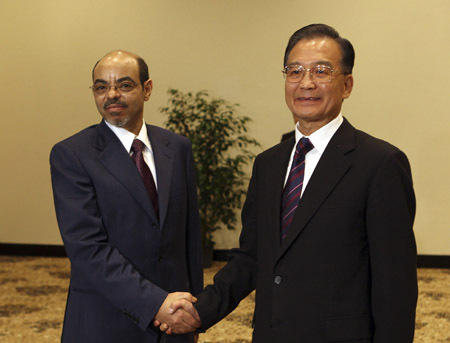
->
[[276, 119, 356, 261], [267, 138, 297, 251], [94, 121, 157, 222], [147, 125, 175, 230]]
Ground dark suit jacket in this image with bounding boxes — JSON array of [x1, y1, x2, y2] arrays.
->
[[50, 120, 203, 343], [195, 118, 417, 342], [281, 130, 295, 142]]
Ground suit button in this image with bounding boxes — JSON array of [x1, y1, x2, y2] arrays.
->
[[274, 276, 282, 285], [152, 223, 158, 229], [158, 256, 163, 262]]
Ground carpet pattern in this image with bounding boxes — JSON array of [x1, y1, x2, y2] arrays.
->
[[0, 256, 449, 342]]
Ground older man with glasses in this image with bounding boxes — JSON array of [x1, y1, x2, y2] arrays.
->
[[160, 24, 418, 343]]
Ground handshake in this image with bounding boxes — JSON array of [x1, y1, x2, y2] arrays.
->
[[154, 292, 202, 335]]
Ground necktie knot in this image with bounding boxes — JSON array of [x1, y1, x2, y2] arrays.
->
[[131, 139, 145, 153], [296, 137, 314, 157]]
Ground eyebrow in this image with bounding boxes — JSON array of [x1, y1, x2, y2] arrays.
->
[[117, 76, 137, 84], [93, 76, 137, 84], [93, 78, 108, 85]]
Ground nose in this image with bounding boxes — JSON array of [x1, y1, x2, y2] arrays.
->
[[299, 71, 315, 89], [106, 85, 121, 98]]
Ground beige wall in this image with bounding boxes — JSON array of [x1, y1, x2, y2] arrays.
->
[[1, 0, 449, 254]]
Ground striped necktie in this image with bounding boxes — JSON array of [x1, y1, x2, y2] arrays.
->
[[280, 137, 314, 241]]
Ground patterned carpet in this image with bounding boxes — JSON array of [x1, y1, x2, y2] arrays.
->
[[0, 256, 449, 342]]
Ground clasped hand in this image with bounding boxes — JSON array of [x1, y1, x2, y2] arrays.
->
[[154, 292, 201, 335]]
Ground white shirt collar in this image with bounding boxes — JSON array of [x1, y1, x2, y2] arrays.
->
[[104, 120, 152, 153], [295, 114, 343, 154]]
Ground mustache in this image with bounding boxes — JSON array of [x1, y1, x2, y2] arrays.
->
[[104, 99, 128, 109]]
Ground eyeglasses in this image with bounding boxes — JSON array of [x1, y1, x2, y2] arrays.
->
[[282, 64, 345, 83], [90, 81, 138, 95]]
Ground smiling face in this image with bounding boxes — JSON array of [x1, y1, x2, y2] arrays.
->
[[92, 51, 152, 135], [284, 37, 353, 135]]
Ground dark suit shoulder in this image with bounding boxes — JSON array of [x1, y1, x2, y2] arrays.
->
[[353, 127, 403, 157], [49, 122, 117, 168], [53, 124, 99, 148], [334, 118, 405, 160], [333, 122, 413, 187], [147, 124, 190, 147]]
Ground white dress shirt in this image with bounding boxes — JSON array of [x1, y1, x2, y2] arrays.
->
[[105, 120, 158, 189], [283, 114, 344, 197]]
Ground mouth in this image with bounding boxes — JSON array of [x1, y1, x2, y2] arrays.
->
[[297, 97, 320, 101], [105, 104, 126, 111], [295, 96, 321, 105], [104, 100, 128, 111]]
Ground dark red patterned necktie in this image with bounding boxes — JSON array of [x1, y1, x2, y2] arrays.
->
[[280, 137, 314, 241], [131, 139, 159, 218]]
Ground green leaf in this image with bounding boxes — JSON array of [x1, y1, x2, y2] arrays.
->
[[160, 88, 261, 247]]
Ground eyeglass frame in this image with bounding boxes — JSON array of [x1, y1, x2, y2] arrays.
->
[[90, 78, 140, 95], [282, 64, 349, 84]]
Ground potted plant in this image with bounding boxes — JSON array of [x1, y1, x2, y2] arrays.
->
[[161, 88, 260, 267]]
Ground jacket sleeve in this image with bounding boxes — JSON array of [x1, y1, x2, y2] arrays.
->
[[366, 148, 417, 342], [185, 142, 204, 295], [50, 142, 167, 331], [194, 158, 259, 329]]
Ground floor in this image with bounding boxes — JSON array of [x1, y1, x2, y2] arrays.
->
[[0, 256, 449, 342]]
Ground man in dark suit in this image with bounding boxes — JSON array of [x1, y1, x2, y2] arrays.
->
[[162, 24, 418, 342], [50, 50, 203, 343]]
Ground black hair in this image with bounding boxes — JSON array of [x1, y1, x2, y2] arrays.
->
[[135, 57, 149, 87], [283, 24, 355, 74]]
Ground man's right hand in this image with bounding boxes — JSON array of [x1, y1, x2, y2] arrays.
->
[[154, 292, 201, 334]]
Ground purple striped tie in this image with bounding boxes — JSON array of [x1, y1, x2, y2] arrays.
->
[[131, 139, 159, 219], [280, 137, 314, 241]]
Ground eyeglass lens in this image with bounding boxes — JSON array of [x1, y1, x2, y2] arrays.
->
[[92, 81, 137, 95], [284, 65, 333, 83]]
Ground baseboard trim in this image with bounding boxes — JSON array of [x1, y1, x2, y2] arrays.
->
[[417, 255, 450, 269], [0, 243, 67, 257], [1, 244, 449, 268]]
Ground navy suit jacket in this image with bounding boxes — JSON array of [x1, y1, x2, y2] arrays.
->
[[50, 120, 203, 343], [195, 118, 417, 342]]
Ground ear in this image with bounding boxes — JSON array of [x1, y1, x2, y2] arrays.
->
[[342, 74, 353, 100], [143, 79, 153, 101]]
